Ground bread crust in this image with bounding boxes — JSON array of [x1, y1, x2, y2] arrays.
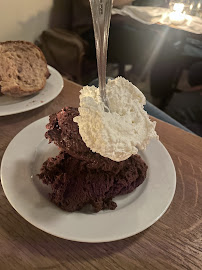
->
[[1, 84, 46, 98], [0, 40, 50, 97]]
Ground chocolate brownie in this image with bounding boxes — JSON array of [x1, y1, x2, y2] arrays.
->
[[38, 107, 148, 212]]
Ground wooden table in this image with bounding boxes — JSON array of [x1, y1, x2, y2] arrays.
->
[[0, 79, 202, 270]]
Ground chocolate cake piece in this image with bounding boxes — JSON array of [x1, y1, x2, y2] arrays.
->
[[38, 107, 148, 212], [38, 151, 147, 212], [45, 107, 127, 173], [45, 107, 89, 160]]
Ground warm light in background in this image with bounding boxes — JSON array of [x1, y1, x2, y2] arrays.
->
[[169, 2, 186, 24], [169, 0, 202, 18], [173, 3, 185, 13]]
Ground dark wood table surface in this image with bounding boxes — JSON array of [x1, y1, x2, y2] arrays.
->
[[0, 78, 202, 270]]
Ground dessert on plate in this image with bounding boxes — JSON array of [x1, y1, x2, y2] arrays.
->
[[38, 77, 158, 212]]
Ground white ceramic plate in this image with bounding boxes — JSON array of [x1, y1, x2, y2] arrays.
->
[[0, 66, 63, 116], [1, 117, 176, 243]]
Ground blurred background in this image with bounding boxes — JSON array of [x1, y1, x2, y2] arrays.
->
[[0, 0, 202, 135]]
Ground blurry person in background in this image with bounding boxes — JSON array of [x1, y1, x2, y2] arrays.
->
[[150, 33, 202, 107], [69, 0, 134, 67], [188, 62, 202, 92], [71, 0, 169, 56], [74, 0, 169, 76], [71, 0, 134, 36], [163, 61, 202, 136]]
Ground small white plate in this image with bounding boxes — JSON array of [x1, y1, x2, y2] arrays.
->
[[0, 66, 63, 116], [1, 117, 176, 243]]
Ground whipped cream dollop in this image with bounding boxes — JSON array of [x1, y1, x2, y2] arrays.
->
[[74, 77, 158, 162]]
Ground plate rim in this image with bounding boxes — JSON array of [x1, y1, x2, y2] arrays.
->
[[1, 117, 176, 243], [0, 65, 64, 116]]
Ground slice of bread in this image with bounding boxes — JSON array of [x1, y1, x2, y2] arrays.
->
[[0, 41, 50, 97]]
